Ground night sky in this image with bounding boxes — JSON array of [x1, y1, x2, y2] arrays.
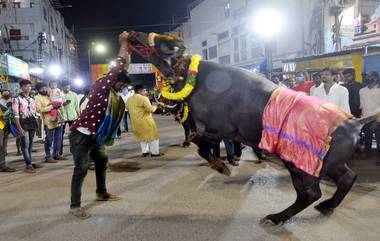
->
[[60, 0, 195, 75]]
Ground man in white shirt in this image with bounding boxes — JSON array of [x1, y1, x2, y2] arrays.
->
[[310, 72, 322, 96], [310, 68, 351, 114], [359, 71, 380, 159]]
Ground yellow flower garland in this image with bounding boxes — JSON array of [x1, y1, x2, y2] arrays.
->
[[180, 104, 189, 124], [161, 55, 201, 100]]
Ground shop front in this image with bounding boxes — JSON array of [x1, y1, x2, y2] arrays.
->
[[282, 47, 380, 82]]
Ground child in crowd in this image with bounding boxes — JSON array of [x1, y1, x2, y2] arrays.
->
[[48, 81, 64, 124]]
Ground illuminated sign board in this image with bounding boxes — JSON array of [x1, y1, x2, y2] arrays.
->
[[6, 54, 30, 80], [128, 63, 153, 74], [0, 55, 7, 75]]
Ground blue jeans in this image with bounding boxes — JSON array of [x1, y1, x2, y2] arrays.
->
[[20, 129, 35, 165], [223, 139, 234, 161], [45, 126, 63, 160]]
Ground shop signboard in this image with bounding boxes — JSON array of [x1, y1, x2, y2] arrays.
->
[[0, 54, 7, 75], [6, 54, 30, 80]]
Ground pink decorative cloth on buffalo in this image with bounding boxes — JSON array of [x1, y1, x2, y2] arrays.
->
[[259, 88, 352, 177]]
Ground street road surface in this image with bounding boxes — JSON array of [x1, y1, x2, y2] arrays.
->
[[0, 116, 379, 241]]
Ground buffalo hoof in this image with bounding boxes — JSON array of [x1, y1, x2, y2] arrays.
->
[[314, 202, 334, 215], [218, 162, 232, 176], [260, 215, 285, 226], [210, 160, 232, 176]]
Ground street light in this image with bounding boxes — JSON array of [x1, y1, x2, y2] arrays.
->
[[251, 9, 283, 79], [88, 42, 107, 81], [48, 64, 62, 78], [74, 77, 84, 87]]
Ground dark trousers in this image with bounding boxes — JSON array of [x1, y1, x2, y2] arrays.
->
[[361, 121, 380, 156], [0, 128, 6, 167], [69, 130, 108, 208], [123, 112, 129, 132], [213, 140, 242, 161], [60, 121, 74, 156]]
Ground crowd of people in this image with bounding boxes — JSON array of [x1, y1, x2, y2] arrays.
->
[[0, 32, 379, 219], [271, 67, 380, 160]]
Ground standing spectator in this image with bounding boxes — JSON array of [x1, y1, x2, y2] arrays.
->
[[342, 68, 363, 118], [284, 78, 296, 89], [0, 90, 12, 155], [310, 73, 322, 96], [292, 72, 314, 95], [0, 102, 16, 172], [311, 67, 351, 113], [69, 32, 130, 219], [126, 85, 162, 157], [120, 87, 133, 132], [61, 81, 79, 131], [60, 81, 80, 155], [13, 80, 42, 173], [271, 75, 280, 85], [359, 71, 380, 160], [0, 90, 12, 107], [79, 86, 91, 113], [35, 83, 64, 163]]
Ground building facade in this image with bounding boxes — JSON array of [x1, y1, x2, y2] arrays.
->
[[0, 0, 78, 80], [186, 0, 380, 72]]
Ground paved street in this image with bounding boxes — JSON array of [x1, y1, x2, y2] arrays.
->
[[0, 115, 380, 241]]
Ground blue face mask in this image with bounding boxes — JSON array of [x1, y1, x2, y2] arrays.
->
[[295, 76, 305, 83]]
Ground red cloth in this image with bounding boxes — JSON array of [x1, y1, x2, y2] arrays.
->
[[292, 81, 314, 95], [259, 88, 352, 177], [48, 100, 62, 117]]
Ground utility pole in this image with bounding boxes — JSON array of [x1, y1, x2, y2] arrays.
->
[[37, 32, 47, 67]]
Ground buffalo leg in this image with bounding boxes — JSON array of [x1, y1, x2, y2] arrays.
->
[[261, 163, 321, 225], [315, 164, 357, 212], [192, 135, 231, 176], [315, 122, 359, 212]]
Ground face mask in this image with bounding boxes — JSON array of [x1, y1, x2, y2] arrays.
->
[[295, 76, 305, 83]]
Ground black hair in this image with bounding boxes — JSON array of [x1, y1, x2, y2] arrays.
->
[[61, 81, 70, 87], [19, 79, 32, 87], [368, 71, 379, 79], [134, 84, 144, 92], [116, 70, 132, 84], [312, 72, 321, 78], [342, 68, 355, 76], [322, 67, 337, 75], [35, 82, 47, 90]]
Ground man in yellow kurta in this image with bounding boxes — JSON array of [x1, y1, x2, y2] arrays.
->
[[126, 85, 162, 157]]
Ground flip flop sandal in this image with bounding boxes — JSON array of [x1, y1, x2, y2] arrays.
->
[[96, 193, 122, 201], [69, 208, 91, 219]]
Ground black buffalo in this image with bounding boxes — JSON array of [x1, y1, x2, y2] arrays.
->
[[126, 31, 378, 225]]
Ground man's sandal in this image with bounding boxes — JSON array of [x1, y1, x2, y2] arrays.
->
[[69, 208, 91, 219], [96, 192, 122, 201]]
